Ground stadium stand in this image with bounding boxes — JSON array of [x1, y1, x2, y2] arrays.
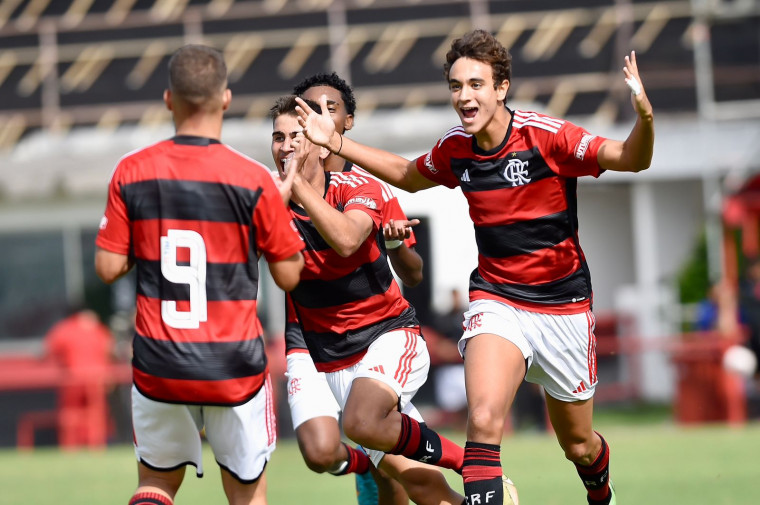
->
[[1, 0, 758, 151]]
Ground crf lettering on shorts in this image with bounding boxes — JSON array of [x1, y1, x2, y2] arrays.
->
[[466, 313, 483, 331], [466, 491, 497, 504]]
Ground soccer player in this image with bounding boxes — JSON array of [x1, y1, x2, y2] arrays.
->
[[295, 29, 655, 505], [287, 73, 420, 505], [270, 95, 467, 505], [94, 45, 304, 505]]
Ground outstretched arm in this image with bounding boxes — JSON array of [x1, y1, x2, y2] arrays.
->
[[597, 51, 655, 173], [295, 95, 437, 193]]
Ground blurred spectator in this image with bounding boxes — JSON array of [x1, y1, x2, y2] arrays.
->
[[44, 305, 116, 447], [696, 280, 740, 336]]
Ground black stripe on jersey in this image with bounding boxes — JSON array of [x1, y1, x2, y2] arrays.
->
[[564, 177, 594, 306], [121, 179, 262, 224], [291, 214, 332, 252], [290, 256, 394, 309], [136, 259, 259, 301], [450, 147, 554, 192], [132, 332, 267, 380], [475, 212, 571, 258], [304, 307, 419, 365], [469, 267, 591, 305], [285, 321, 307, 351]]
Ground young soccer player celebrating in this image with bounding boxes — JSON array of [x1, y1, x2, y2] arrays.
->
[[95, 45, 304, 505], [295, 29, 655, 505], [286, 73, 421, 505], [271, 95, 474, 505]]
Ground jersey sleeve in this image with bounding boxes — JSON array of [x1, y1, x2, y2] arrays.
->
[[252, 171, 304, 263], [414, 138, 461, 189], [339, 177, 384, 232], [95, 161, 132, 255], [550, 120, 607, 178]]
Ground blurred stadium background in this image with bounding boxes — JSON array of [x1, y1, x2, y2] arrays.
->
[[0, 0, 759, 462]]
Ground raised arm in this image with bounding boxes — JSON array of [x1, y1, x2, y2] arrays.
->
[[295, 95, 437, 193], [597, 51, 655, 173]]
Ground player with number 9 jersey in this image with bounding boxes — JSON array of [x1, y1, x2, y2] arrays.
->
[[96, 135, 303, 407]]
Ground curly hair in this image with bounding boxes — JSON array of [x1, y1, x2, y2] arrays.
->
[[292, 72, 356, 116], [443, 30, 512, 88]]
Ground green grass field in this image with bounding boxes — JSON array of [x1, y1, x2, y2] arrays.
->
[[1, 414, 759, 504]]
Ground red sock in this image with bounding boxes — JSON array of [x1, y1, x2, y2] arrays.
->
[[129, 492, 172, 505], [462, 442, 503, 505], [390, 413, 464, 472], [343, 443, 371, 475], [575, 432, 611, 503]]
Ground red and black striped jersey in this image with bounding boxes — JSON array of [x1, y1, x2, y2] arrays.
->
[[96, 136, 303, 406], [283, 161, 418, 356], [287, 170, 418, 372], [415, 109, 607, 315]]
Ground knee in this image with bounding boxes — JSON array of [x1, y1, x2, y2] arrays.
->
[[299, 437, 342, 473], [561, 439, 597, 466], [467, 404, 504, 440], [342, 411, 375, 447]]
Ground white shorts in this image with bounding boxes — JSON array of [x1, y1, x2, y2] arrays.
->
[[325, 327, 429, 467], [131, 377, 277, 483], [285, 351, 341, 429], [460, 299, 598, 402]]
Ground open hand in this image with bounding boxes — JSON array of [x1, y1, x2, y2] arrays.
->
[[295, 95, 337, 148], [623, 51, 653, 119]]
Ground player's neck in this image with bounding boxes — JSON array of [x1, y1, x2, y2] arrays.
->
[[473, 106, 511, 151], [324, 153, 346, 172], [173, 115, 223, 141]]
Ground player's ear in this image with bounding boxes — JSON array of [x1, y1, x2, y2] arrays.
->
[[496, 79, 510, 103], [319, 145, 331, 160], [344, 114, 354, 132], [163, 89, 173, 111], [221, 88, 232, 111]]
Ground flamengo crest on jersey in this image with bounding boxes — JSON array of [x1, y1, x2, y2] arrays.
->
[[415, 109, 607, 314]]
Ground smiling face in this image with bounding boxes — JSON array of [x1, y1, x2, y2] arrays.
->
[[301, 85, 354, 135], [448, 57, 510, 149], [271, 112, 320, 179]]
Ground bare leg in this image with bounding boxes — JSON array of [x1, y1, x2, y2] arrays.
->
[[379, 454, 462, 505], [544, 394, 599, 465], [221, 468, 267, 505], [133, 462, 185, 502], [295, 416, 348, 473], [464, 333, 525, 443], [371, 463, 410, 505]]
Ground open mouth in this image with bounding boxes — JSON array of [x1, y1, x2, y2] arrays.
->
[[461, 107, 477, 120]]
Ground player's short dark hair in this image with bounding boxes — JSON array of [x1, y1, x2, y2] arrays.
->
[[268, 95, 322, 123], [292, 72, 356, 116], [444, 29, 512, 88], [168, 45, 227, 106]]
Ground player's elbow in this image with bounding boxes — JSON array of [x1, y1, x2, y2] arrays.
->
[[334, 243, 359, 258], [94, 249, 130, 284], [270, 253, 304, 292], [95, 268, 119, 285], [400, 270, 423, 288]]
